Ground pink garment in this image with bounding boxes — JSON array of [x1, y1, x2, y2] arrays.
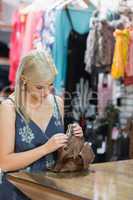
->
[[125, 30, 133, 77], [22, 11, 42, 56], [124, 76, 133, 86], [98, 73, 113, 117], [9, 11, 26, 88], [32, 12, 44, 49]]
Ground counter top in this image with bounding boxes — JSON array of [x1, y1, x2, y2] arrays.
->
[[8, 160, 133, 200]]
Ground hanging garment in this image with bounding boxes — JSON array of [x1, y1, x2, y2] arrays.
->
[[125, 29, 133, 77], [111, 29, 130, 79], [0, 95, 64, 200], [124, 76, 133, 86], [33, 10, 56, 54], [64, 9, 96, 134], [22, 11, 42, 56], [98, 73, 113, 117], [128, 118, 133, 159], [119, 85, 133, 129], [9, 11, 27, 89], [121, 117, 133, 159], [112, 79, 125, 106], [123, 29, 133, 86], [41, 10, 56, 53], [84, 9, 126, 74], [32, 12, 44, 49], [84, 20, 115, 73], [53, 4, 96, 95], [114, 133, 129, 160]]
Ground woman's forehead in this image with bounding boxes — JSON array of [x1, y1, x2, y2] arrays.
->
[[22, 73, 54, 85], [32, 79, 53, 85]]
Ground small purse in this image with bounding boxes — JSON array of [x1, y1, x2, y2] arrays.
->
[[52, 124, 95, 172]]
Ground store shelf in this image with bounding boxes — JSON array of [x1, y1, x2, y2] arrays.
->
[[0, 23, 12, 31]]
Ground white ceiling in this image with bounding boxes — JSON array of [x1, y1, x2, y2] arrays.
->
[[3, 0, 19, 7], [0, 0, 20, 25], [2, 0, 122, 8], [0, 0, 123, 26]]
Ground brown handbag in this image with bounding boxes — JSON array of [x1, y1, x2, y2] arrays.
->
[[52, 124, 95, 172]]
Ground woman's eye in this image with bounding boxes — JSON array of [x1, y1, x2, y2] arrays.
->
[[35, 83, 53, 90], [36, 86, 44, 90]]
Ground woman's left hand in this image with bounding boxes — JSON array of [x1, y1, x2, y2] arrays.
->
[[72, 123, 83, 137]]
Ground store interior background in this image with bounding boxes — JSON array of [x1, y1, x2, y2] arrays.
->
[[0, 0, 133, 164]]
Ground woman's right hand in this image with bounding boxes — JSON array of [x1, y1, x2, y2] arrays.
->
[[45, 134, 68, 154]]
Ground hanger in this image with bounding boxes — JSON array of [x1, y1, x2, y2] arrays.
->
[[20, 0, 56, 14], [37, 0, 88, 11], [21, 0, 88, 14], [55, 0, 88, 10]]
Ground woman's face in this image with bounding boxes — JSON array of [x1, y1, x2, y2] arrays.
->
[[26, 80, 54, 99]]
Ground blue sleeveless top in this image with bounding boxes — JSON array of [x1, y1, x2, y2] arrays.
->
[[0, 95, 64, 200]]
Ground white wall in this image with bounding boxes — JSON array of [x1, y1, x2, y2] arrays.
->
[[91, 0, 122, 11]]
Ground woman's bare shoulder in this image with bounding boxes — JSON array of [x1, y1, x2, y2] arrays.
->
[[0, 97, 16, 119]]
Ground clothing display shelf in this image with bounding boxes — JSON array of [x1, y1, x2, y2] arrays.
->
[[0, 23, 12, 31]]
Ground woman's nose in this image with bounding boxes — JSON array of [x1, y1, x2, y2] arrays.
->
[[41, 88, 50, 97]]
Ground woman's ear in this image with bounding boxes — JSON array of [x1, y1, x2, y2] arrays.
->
[[20, 75, 27, 85]]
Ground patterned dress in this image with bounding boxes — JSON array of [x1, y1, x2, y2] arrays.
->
[[0, 95, 64, 200]]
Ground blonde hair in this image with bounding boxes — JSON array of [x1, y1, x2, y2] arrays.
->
[[14, 49, 58, 121]]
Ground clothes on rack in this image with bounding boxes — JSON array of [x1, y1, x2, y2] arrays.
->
[[9, 4, 96, 91], [64, 30, 90, 125], [123, 29, 133, 85], [64, 8, 97, 137], [119, 85, 133, 129], [128, 118, 133, 159], [85, 13, 114, 73], [33, 10, 56, 53], [9, 11, 27, 88], [53, 4, 96, 94], [9, 8, 56, 88], [112, 79, 125, 106], [111, 29, 130, 79], [21, 11, 42, 57], [7, 2, 133, 163], [125, 29, 133, 77], [84, 10, 127, 74], [98, 73, 113, 117], [111, 27, 133, 81]]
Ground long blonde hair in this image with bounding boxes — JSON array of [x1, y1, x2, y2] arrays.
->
[[13, 49, 58, 121]]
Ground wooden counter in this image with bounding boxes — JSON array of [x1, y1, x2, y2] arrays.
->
[[7, 160, 133, 200]]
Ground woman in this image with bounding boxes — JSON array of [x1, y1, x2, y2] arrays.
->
[[0, 50, 83, 199]]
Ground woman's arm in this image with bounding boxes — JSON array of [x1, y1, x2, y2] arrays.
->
[[0, 100, 67, 172]]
